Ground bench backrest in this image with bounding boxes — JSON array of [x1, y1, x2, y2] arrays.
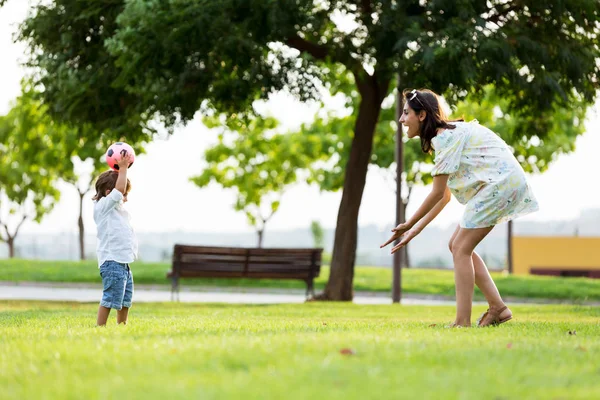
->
[[172, 245, 323, 279]]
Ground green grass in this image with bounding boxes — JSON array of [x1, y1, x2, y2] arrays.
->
[[1, 301, 599, 399], [2, 258, 600, 302]]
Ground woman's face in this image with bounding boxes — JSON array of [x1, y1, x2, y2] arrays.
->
[[399, 104, 425, 139]]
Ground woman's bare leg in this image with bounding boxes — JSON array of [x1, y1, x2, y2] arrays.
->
[[472, 252, 504, 308], [449, 225, 512, 324], [449, 226, 494, 326]]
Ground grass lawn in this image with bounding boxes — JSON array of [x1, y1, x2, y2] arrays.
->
[[1, 258, 600, 302], [1, 301, 599, 399]]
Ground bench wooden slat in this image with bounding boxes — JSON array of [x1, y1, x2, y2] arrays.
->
[[169, 244, 323, 300]]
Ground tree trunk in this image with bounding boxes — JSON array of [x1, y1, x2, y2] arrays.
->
[[507, 220, 513, 273], [257, 229, 263, 248], [7, 238, 14, 258], [317, 78, 387, 301], [78, 191, 85, 260]]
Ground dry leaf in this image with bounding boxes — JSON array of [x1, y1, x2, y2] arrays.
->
[[340, 348, 355, 355], [428, 324, 437, 328]]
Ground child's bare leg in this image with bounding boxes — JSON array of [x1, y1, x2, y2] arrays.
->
[[117, 307, 129, 325], [97, 306, 111, 326], [450, 226, 494, 326]]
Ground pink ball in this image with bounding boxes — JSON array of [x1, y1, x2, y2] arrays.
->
[[105, 142, 136, 171]]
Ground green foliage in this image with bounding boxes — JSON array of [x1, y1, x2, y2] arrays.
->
[[19, 1, 600, 137], [453, 85, 588, 173], [0, 87, 62, 240], [18, 1, 151, 140], [299, 75, 434, 201]]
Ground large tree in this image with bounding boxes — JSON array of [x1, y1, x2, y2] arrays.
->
[[18, 1, 600, 299]]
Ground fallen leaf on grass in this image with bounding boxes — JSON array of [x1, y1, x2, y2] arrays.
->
[[428, 324, 437, 328], [339, 348, 355, 355]]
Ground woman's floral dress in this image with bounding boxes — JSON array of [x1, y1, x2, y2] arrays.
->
[[431, 121, 539, 228]]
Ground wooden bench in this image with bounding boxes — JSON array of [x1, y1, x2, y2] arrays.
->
[[530, 267, 600, 279], [167, 245, 323, 301]]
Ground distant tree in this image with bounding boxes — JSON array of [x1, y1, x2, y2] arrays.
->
[[0, 91, 61, 257], [310, 220, 325, 249], [191, 114, 319, 247]]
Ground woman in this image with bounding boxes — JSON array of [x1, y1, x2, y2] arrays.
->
[[381, 89, 539, 327]]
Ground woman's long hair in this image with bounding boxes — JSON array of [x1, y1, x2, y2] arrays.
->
[[403, 89, 463, 153]]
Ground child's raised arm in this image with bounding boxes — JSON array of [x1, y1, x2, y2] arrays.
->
[[115, 153, 132, 194]]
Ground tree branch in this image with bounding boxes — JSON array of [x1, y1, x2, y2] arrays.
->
[[1, 222, 9, 242], [285, 35, 331, 60], [13, 215, 27, 239], [359, 0, 372, 17]]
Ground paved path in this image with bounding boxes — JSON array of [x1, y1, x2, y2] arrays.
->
[[0, 282, 466, 305], [4, 282, 585, 306]]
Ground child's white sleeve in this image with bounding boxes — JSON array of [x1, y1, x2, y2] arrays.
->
[[95, 189, 123, 216]]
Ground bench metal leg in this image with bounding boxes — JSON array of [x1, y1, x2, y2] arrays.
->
[[305, 278, 315, 300], [171, 276, 180, 302]]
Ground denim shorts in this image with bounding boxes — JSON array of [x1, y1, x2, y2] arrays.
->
[[99, 260, 134, 310]]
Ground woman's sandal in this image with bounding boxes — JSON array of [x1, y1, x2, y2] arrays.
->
[[476, 305, 513, 327]]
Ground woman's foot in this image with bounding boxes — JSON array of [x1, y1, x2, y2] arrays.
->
[[477, 305, 513, 327]]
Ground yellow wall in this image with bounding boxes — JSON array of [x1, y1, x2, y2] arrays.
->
[[513, 237, 600, 275]]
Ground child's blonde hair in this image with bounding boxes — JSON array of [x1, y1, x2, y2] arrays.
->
[[92, 170, 131, 201]]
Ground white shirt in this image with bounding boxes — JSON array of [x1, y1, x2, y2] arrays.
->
[[93, 188, 138, 267]]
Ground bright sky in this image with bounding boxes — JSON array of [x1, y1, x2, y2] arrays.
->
[[1, 1, 598, 235]]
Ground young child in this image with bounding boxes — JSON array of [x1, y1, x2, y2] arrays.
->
[[92, 153, 138, 326], [381, 89, 539, 327]]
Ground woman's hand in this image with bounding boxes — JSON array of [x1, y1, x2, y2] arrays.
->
[[380, 222, 411, 249], [390, 228, 421, 254]]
